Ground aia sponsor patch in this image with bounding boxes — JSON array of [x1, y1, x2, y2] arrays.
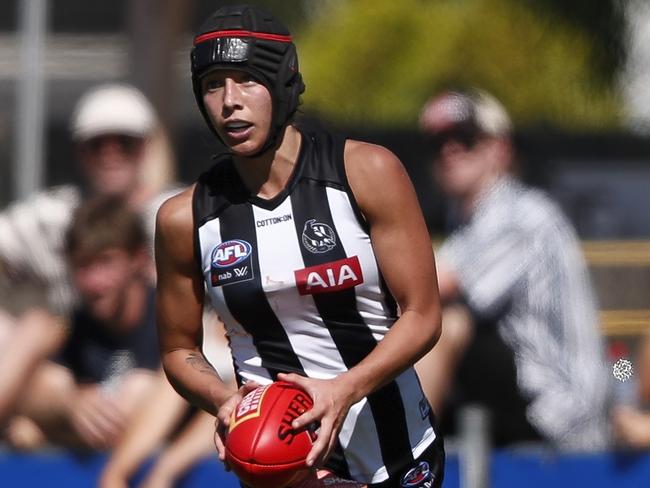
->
[[210, 239, 254, 287], [294, 256, 363, 295]]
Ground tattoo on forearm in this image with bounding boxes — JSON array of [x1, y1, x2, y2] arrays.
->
[[186, 352, 220, 377]]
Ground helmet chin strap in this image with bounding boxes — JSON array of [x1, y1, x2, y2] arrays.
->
[[247, 121, 287, 158]]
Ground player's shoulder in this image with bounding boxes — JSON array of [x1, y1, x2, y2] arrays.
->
[[344, 139, 400, 166], [343, 139, 405, 183], [156, 184, 196, 235], [342, 139, 416, 220]]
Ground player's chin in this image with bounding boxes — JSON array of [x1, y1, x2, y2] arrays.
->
[[229, 142, 263, 158], [220, 132, 266, 157]]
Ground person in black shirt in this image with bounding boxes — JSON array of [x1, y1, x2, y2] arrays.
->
[[6, 196, 159, 450]]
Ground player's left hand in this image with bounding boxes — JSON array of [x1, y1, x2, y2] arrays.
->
[[277, 372, 357, 468]]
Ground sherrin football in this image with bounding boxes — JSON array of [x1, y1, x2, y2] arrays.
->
[[225, 381, 316, 488]]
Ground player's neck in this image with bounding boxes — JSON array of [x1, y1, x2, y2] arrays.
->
[[234, 125, 302, 200]]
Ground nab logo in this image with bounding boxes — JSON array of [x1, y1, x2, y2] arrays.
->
[[210, 240, 254, 287], [212, 240, 252, 268], [294, 256, 363, 295], [400, 461, 434, 488]]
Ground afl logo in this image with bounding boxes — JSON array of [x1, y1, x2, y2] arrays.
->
[[211, 240, 252, 268], [301, 219, 336, 254], [400, 461, 433, 488]]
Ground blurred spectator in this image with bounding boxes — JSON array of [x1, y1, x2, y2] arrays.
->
[[5, 196, 159, 450], [612, 331, 650, 449], [99, 372, 216, 488], [0, 83, 181, 424], [99, 311, 235, 488], [415, 88, 610, 451]]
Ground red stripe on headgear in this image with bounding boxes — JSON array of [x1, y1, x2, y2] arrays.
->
[[194, 30, 292, 45]]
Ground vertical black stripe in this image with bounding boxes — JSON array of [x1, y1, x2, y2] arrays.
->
[[327, 444, 352, 481], [192, 182, 212, 279], [218, 203, 304, 380], [291, 179, 414, 478], [224, 335, 243, 386]]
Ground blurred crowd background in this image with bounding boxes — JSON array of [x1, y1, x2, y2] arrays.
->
[[1, 0, 650, 487], [2, 0, 649, 234]]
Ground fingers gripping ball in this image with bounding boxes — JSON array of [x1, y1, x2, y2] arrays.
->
[[225, 381, 317, 488]]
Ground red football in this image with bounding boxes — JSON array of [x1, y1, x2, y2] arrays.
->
[[225, 381, 316, 488]]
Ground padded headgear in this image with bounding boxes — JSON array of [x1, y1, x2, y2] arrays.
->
[[191, 4, 305, 155]]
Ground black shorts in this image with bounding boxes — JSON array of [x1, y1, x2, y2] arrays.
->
[[369, 435, 445, 488], [239, 436, 445, 488]]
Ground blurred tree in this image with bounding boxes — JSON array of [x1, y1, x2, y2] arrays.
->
[[523, 0, 625, 82], [296, 0, 622, 130], [190, 0, 311, 32]]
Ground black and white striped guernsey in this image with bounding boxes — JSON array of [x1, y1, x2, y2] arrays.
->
[[193, 127, 438, 484]]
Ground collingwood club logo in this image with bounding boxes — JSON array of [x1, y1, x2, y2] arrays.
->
[[301, 219, 336, 254]]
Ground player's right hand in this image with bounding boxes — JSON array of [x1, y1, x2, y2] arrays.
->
[[276, 372, 357, 469], [213, 380, 261, 467]]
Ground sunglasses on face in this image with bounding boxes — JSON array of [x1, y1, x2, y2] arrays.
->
[[427, 128, 482, 153], [82, 135, 144, 154]]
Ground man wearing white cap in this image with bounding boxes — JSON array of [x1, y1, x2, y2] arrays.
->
[[71, 84, 162, 204], [0, 83, 178, 428]]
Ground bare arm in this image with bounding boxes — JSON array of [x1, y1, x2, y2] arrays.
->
[[337, 141, 442, 397], [281, 141, 442, 466], [0, 309, 68, 423], [155, 188, 234, 416]]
